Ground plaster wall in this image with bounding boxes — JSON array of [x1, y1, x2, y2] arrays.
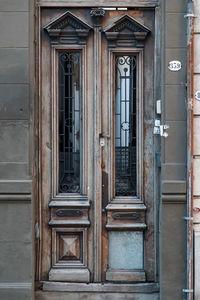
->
[[161, 0, 187, 299], [0, 0, 33, 299]]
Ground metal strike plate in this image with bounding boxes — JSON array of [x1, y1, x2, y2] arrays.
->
[[160, 124, 170, 138], [153, 126, 160, 135], [155, 119, 160, 127], [154, 120, 169, 138], [153, 119, 160, 134], [55, 209, 83, 217]]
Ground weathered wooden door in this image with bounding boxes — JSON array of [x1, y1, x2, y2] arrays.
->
[[37, 6, 159, 298]]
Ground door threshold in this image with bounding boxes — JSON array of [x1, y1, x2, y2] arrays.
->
[[41, 281, 159, 293]]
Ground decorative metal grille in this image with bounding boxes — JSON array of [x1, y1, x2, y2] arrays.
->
[[115, 55, 137, 196], [59, 51, 81, 193]]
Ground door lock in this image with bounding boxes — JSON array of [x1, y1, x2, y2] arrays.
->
[[99, 136, 106, 147], [153, 119, 170, 138], [99, 133, 110, 147]]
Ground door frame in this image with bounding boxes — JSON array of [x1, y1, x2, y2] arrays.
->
[[34, 0, 161, 295]]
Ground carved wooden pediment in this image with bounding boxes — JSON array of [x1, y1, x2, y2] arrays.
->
[[103, 14, 150, 47], [44, 11, 93, 44]]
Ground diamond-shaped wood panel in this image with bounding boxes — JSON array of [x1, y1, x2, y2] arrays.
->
[[59, 233, 81, 261]]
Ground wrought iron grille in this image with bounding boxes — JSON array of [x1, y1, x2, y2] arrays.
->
[[58, 51, 81, 193], [115, 55, 137, 196]]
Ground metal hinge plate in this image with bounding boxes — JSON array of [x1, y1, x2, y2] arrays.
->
[[35, 222, 40, 239], [182, 289, 194, 293], [183, 216, 193, 221]]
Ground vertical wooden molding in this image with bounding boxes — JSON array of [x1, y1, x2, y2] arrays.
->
[[90, 7, 105, 282]]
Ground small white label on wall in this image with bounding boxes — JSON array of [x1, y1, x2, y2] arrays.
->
[[195, 91, 200, 101], [168, 60, 182, 71]]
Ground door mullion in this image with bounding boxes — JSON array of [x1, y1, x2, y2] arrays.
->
[[91, 8, 105, 282]]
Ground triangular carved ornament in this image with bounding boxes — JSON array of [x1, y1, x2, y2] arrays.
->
[[44, 11, 93, 45], [103, 14, 150, 48]]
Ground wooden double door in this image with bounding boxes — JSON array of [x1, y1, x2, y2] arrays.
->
[[37, 6, 158, 295]]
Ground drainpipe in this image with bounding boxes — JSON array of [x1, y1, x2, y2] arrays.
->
[[184, 1, 194, 299]]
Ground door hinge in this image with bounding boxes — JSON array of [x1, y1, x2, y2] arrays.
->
[[183, 216, 193, 221], [184, 13, 196, 18], [35, 222, 40, 239], [153, 119, 169, 138], [182, 289, 194, 293]]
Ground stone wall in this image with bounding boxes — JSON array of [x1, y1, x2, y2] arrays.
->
[[0, 0, 33, 299], [161, 0, 187, 299]]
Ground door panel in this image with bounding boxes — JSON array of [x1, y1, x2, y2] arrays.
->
[[38, 6, 157, 287]]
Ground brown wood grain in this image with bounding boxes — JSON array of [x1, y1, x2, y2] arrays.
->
[[37, 6, 158, 286]]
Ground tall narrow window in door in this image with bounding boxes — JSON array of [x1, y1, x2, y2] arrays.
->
[[115, 55, 137, 196], [58, 51, 81, 193]]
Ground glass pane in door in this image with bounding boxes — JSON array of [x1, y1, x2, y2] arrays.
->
[[115, 55, 137, 196], [58, 51, 81, 193]]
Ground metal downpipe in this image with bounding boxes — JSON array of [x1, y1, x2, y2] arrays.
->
[[185, 1, 194, 299]]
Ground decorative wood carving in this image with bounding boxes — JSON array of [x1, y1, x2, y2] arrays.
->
[[39, 7, 156, 284], [103, 14, 150, 47], [49, 205, 90, 227], [44, 11, 93, 44], [49, 228, 90, 282], [52, 228, 87, 266], [106, 204, 147, 230], [90, 8, 105, 26], [56, 209, 83, 217], [112, 212, 141, 220], [59, 234, 81, 261]]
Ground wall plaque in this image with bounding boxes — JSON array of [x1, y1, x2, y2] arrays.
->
[[168, 60, 182, 71], [195, 91, 200, 100]]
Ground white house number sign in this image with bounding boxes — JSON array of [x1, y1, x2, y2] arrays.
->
[[168, 60, 182, 71], [195, 91, 200, 101]]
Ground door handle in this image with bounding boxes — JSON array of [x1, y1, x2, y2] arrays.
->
[[100, 133, 110, 139]]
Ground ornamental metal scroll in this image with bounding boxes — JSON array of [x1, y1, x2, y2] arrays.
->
[[58, 51, 81, 194], [115, 55, 137, 196]]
